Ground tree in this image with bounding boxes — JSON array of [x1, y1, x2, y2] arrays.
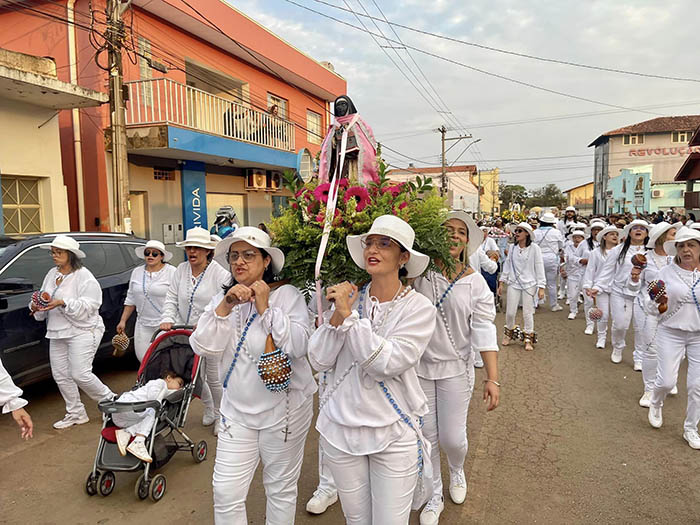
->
[[525, 184, 567, 209], [498, 184, 528, 211]]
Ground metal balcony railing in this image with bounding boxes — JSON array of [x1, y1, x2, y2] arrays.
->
[[125, 78, 295, 152]]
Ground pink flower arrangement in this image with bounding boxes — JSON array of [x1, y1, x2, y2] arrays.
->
[[343, 186, 371, 212], [313, 183, 331, 203], [382, 183, 405, 197], [316, 208, 341, 226], [392, 201, 408, 214]]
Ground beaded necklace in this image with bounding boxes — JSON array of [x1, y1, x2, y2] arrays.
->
[[185, 262, 209, 324], [432, 266, 468, 359], [141, 265, 164, 315], [673, 265, 700, 315]]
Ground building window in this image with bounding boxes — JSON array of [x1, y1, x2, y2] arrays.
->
[[138, 37, 153, 106], [622, 134, 644, 145], [2, 176, 41, 234], [153, 167, 175, 181], [272, 195, 290, 217], [267, 93, 288, 119], [672, 131, 691, 143], [306, 110, 322, 144]]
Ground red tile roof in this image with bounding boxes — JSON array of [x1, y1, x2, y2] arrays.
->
[[589, 116, 700, 147]]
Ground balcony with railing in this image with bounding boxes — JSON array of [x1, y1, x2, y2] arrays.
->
[[125, 78, 295, 153]]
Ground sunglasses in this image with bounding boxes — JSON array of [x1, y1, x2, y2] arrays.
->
[[361, 236, 399, 250], [143, 250, 163, 257], [514, 229, 525, 234], [227, 250, 261, 263]]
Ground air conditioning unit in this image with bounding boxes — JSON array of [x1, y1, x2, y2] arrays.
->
[[267, 171, 283, 191], [245, 169, 267, 190], [651, 189, 663, 198]]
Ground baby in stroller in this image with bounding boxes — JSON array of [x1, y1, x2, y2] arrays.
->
[[114, 370, 184, 463]]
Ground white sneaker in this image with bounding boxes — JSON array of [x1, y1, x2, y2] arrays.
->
[[202, 410, 217, 427], [639, 391, 652, 408], [115, 428, 131, 456], [127, 439, 153, 463], [419, 495, 444, 525], [567, 312, 576, 320], [611, 349, 622, 364], [449, 468, 467, 504], [634, 361, 643, 372], [584, 325, 594, 335], [551, 304, 563, 312], [671, 385, 679, 395], [53, 413, 89, 430], [306, 490, 338, 514], [683, 430, 700, 449], [648, 406, 663, 428]]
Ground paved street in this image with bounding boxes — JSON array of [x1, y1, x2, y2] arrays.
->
[[2, 309, 700, 524]]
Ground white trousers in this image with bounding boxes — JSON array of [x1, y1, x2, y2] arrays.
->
[[642, 314, 660, 392], [582, 291, 594, 329], [651, 325, 700, 432], [112, 407, 156, 437], [213, 396, 313, 524], [567, 277, 582, 315], [506, 285, 536, 333], [203, 357, 222, 418], [419, 369, 474, 499], [322, 430, 418, 525], [134, 320, 158, 362], [49, 329, 113, 418], [317, 372, 337, 496], [610, 293, 645, 362], [594, 292, 611, 345], [542, 254, 559, 308]]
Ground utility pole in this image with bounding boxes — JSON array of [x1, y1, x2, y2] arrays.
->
[[439, 126, 447, 196], [107, 0, 131, 233]]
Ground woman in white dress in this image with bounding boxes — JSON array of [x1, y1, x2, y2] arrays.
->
[[160, 227, 229, 430], [647, 228, 700, 450], [308, 215, 436, 525], [30, 235, 114, 429], [414, 210, 500, 525], [579, 220, 606, 334], [190, 227, 316, 524], [498, 222, 546, 351], [117, 240, 176, 362]]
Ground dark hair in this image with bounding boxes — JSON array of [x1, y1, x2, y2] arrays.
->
[[398, 245, 408, 278], [587, 236, 595, 251], [68, 252, 83, 271], [617, 233, 649, 263], [222, 247, 276, 293], [524, 234, 532, 247], [161, 369, 183, 381]]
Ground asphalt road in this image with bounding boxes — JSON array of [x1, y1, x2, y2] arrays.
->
[[2, 309, 700, 524]]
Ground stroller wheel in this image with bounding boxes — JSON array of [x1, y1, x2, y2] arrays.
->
[[134, 473, 149, 500], [97, 470, 116, 497], [85, 471, 98, 496], [150, 474, 166, 502], [192, 440, 207, 463]]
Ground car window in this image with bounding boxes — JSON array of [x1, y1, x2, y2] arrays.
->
[[0, 245, 54, 290], [82, 243, 130, 278], [121, 244, 143, 267]]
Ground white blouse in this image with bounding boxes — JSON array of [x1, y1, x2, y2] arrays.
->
[[593, 243, 646, 297], [0, 359, 26, 414], [117, 378, 174, 404], [582, 247, 609, 290], [499, 243, 546, 290], [534, 227, 564, 258], [124, 264, 177, 326], [31, 266, 104, 338], [308, 288, 436, 456], [470, 249, 497, 274], [414, 270, 498, 380], [643, 263, 700, 332], [190, 284, 316, 429], [564, 242, 586, 280], [160, 261, 230, 326]]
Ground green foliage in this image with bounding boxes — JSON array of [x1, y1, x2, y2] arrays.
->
[[525, 183, 567, 209], [498, 184, 528, 210]]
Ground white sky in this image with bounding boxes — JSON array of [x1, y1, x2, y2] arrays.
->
[[229, 0, 700, 190]]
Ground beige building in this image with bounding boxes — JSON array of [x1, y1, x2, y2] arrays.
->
[[386, 165, 479, 211], [478, 168, 500, 215], [564, 181, 594, 216], [0, 48, 107, 235], [589, 115, 700, 214]]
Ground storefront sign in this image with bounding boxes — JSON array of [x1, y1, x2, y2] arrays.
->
[[629, 146, 700, 157], [181, 161, 208, 231]]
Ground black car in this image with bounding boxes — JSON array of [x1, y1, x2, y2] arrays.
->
[[0, 233, 147, 387]]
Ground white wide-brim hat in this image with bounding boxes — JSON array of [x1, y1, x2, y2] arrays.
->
[[690, 222, 700, 232], [176, 227, 218, 250], [539, 212, 557, 224], [565, 206, 576, 212], [623, 219, 650, 237], [596, 225, 623, 244], [446, 210, 483, 259], [214, 226, 285, 274], [663, 227, 700, 256], [569, 229, 586, 240], [586, 220, 607, 237], [646, 222, 675, 249], [135, 240, 173, 262], [40, 234, 85, 259], [514, 221, 534, 239], [347, 215, 429, 278]]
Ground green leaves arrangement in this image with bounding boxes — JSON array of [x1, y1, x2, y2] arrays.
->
[[267, 158, 453, 293]]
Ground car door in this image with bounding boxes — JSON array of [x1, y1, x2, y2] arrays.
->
[[0, 245, 55, 386]]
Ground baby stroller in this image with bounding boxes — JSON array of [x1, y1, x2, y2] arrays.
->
[[85, 326, 207, 502]]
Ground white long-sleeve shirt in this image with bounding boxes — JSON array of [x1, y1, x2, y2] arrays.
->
[[481, 237, 499, 254], [0, 359, 26, 414], [593, 243, 646, 297], [308, 288, 436, 456], [160, 261, 230, 326], [564, 242, 586, 281], [499, 243, 546, 290], [641, 263, 700, 332], [117, 378, 173, 404], [190, 284, 316, 429], [414, 270, 498, 380], [31, 266, 104, 338], [535, 226, 564, 258], [582, 247, 610, 290], [470, 249, 497, 274], [124, 264, 177, 326]]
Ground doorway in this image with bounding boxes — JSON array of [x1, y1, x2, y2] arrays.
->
[[129, 191, 149, 238]]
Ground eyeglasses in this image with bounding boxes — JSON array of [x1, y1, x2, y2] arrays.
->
[[514, 229, 525, 234], [361, 236, 399, 250], [143, 250, 162, 257], [227, 250, 260, 263]]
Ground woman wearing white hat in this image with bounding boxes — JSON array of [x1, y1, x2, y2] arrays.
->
[[563, 229, 587, 321], [413, 210, 500, 525], [498, 222, 546, 351], [593, 219, 650, 366], [191, 226, 316, 523], [29, 235, 115, 429], [534, 213, 565, 311], [582, 226, 621, 348], [578, 220, 606, 333], [116, 240, 176, 362], [647, 228, 700, 450], [628, 222, 676, 407], [160, 227, 229, 430], [308, 215, 436, 524]]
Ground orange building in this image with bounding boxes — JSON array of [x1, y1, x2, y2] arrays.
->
[[0, 0, 345, 241]]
